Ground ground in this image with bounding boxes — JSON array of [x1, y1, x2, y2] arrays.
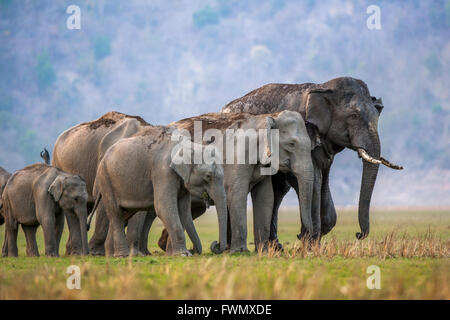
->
[[0, 208, 448, 299]]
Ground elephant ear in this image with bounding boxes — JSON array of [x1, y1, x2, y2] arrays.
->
[[48, 176, 66, 202], [169, 141, 194, 184], [305, 88, 333, 136], [371, 96, 384, 114], [260, 116, 277, 165]]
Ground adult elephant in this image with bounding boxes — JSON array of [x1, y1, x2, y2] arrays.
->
[[153, 111, 314, 253], [222, 77, 403, 242], [92, 126, 228, 256], [52, 111, 151, 255]]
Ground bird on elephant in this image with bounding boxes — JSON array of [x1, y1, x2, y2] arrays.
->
[[52, 111, 152, 256], [222, 76, 403, 246], [1, 163, 89, 257], [151, 110, 314, 253], [90, 125, 228, 257]]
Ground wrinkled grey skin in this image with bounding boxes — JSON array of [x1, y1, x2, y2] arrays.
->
[[1, 164, 88, 257], [0, 167, 12, 226], [92, 126, 228, 257], [52, 111, 151, 255], [222, 77, 402, 242], [151, 110, 313, 253]]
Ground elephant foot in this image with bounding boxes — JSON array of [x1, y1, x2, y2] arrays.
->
[[297, 233, 321, 249], [268, 239, 284, 252], [26, 248, 40, 257], [89, 244, 106, 256], [130, 247, 146, 257], [158, 229, 169, 251], [113, 250, 130, 258], [171, 249, 192, 257], [230, 245, 250, 254], [45, 252, 59, 257]]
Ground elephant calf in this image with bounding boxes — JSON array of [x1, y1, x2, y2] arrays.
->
[[91, 125, 228, 257], [1, 164, 89, 257]]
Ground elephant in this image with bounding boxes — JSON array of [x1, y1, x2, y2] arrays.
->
[[222, 76, 403, 243], [152, 110, 314, 253], [52, 111, 151, 255], [0, 166, 12, 226], [91, 125, 228, 257], [1, 164, 89, 257]]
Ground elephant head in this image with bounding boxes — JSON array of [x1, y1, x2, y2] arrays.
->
[[48, 175, 89, 254], [261, 111, 315, 237], [170, 141, 228, 254], [302, 77, 403, 239]]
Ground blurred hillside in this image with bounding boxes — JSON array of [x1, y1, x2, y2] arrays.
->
[[0, 0, 449, 205]]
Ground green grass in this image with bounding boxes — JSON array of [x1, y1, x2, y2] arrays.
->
[[0, 208, 449, 299]]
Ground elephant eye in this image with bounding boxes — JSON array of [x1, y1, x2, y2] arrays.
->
[[350, 113, 359, 120]]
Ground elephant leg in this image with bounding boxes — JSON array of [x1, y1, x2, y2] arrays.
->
[[5, 220, 18, 257], [102, 198, 129, 257], [105, 223, 114, 257], [66, 202, 92, 255], [54, 212, 65, 251], [88, 202, 108, 256], [320, 167, 337, 235], [22, 225, 39, 257], [65, 211, 83, 256], [178, 191, 202, 254], [40, 216, 58, 257], [139, 210, 156, 255], [1, 226, 8, 257], [126, 211, 147, 256], [270, 173, 291, 250], [251, 177, 274, 252], [228, 188, 251, 253], [154, 186, 189, 257], [158, 204, 205, 252], [293, 165, 322, 241]]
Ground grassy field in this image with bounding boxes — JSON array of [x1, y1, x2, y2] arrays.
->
[[0, 208, 448, 299]]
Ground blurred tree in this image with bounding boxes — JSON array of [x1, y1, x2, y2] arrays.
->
[[193, 6, 220, 29], [35, 51, 56, 89], [94, 35, 111, 60]]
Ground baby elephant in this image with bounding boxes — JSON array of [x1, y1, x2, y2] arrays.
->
[[1, 164, 89, 257], [92, 125, 228, 257]]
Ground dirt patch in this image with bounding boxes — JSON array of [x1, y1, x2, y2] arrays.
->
[[82, 111, 150, 130], [171, 112, 255, 136]]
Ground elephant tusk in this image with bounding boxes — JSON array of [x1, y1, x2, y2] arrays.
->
[[357, 149, 404, 170], [357, 148, 381, 165], [380, 157, 404, 170]]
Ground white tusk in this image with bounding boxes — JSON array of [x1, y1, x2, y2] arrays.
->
[[357, 148, 382, 165]]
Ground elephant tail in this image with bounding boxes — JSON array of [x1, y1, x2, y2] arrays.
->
[[40, 148, 50, 165], [87, 193, 102, 231], [1, 193, 16, 229]]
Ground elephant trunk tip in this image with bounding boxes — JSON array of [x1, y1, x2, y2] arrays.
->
[[210, 240, 225, 254]]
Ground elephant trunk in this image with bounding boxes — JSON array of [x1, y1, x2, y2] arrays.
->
[[209, 181, 228, 254], [77, 207, 89, 255], [292, 162, 314, 238], [356, 135, 380, 240]]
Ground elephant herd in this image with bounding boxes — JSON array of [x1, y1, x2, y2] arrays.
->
[[0, 77, 402, 257]]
